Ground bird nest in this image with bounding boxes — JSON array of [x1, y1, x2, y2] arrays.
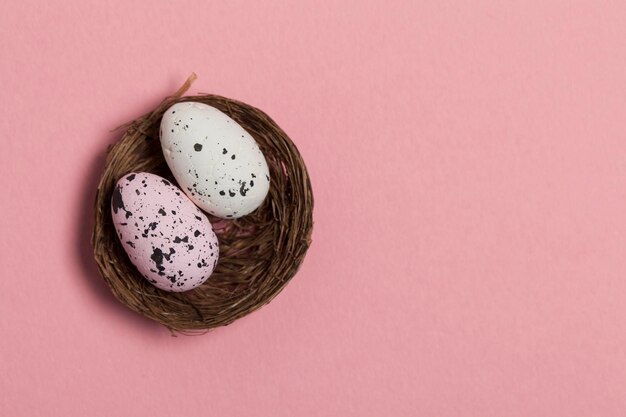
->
[[92, 74, 314, 333]]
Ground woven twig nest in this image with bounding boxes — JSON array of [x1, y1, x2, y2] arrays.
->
[[92, 74, 314, 333]]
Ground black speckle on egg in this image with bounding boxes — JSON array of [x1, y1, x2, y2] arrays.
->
[[194, 143, 203, 151], [112, 185, 133, 219], [219, 190, 225, 196], [239, 181, 249, 196], [111, 185, 124, 214], [231, 154, 236, 160], [150, 248, 165, 270]]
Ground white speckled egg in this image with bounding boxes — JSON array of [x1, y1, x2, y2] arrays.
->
[[159, 102, 270, 219], [111, 172, 219, 292]]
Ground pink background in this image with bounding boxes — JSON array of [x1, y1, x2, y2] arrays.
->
[[1, 1, 626, 415]]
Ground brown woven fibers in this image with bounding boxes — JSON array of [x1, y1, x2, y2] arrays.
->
[[92, 74, 313, 333]]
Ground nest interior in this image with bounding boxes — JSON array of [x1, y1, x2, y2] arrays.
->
[[92, 76, 314, 333]]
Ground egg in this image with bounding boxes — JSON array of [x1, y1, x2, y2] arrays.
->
[[110, 172, 219, 292], [160, 102, 270, 219]]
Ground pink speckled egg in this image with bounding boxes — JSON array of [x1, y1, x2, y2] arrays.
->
[[111, 172, 219, 292]]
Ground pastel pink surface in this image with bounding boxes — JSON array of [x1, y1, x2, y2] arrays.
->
[[1, 1, 626, 416]]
